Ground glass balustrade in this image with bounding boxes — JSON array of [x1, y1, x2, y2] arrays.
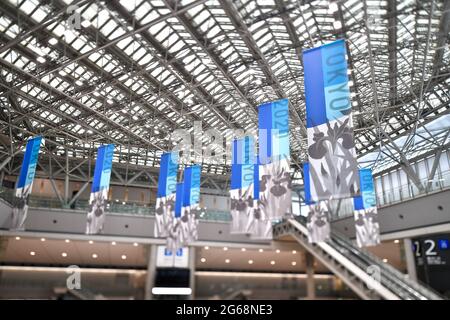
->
[[1, 169, 449, 222], [0, 187, 231, 222]]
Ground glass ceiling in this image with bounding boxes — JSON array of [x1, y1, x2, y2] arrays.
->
[[0, 0, 448, 180]]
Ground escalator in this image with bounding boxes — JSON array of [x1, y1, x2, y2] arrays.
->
[[273, 217, 444, 300]]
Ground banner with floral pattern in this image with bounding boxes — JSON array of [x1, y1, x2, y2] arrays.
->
[[258, 98, 292, 221], [230, 136, 255, 234], [181, 165, 201, 244], [11, 136, 42, 230], [154, 152, 179, 238], [86, 144, 114, 235], [167, 182, 184, 253], [353, 168, 380, 247], [304, 163, 330, 243], [303, 39, 359, 201]]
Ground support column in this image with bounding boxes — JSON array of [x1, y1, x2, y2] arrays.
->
[[305, 252, 316, 300], [403, 238, 418, 282], [189, 246, 196, 300], [145, 244, 157, 300]]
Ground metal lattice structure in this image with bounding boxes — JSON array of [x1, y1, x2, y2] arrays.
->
[[0, 0, 449, 194]]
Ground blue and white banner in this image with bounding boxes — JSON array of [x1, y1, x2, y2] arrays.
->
[[86, 144, 114, 234], [154, 152, 179, 238], [246, 157, 272, 239], [11, 136, 42, 230], [181, 165, 201, 244], [230, 136, 255, 234], [304, 163, 330, 243], [258, 98, 292, 220], [353, 168, 380, 247], [167, 182, 184, 253], [303, 39, 359, 201]]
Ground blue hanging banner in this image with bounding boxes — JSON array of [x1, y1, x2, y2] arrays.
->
[[258, 98, 292, 221], [154, 152, 179, 238], [11, 136, 43, 230], [181, 165, 201, 244], [167, 182, 184, 253], [86, 144, 114, 234], [353, 168, 380, 247], [304, 163, 330, 243], [248, 157, 273, 239], [303, 39, 359, 201], [230, 136, 255, 234]]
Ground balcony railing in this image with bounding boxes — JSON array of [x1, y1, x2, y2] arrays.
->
[[2, 168, 450, 223], [0, 187, 231, 222], [331, 169, 450, 219]]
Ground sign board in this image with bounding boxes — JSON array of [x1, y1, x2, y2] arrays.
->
[[413, 234, 450, 296], [156, 245, 189, 268]]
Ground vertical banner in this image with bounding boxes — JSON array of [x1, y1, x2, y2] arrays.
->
[[258, 98, 292, 220], [182, 165, 201, 244], [353, 168, 380, 247], [167, 182, 183, 253], [247, 157, 272, 239], [86, 144, 114, 234], [230, 136, 255, 234], [303, 39, 359, 201], [154, 152, 179, 238], [304, 163, 330, 243], [11, 136, 42, 230]]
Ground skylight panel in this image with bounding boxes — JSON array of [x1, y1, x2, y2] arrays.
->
[[31, 7, 47, 22]]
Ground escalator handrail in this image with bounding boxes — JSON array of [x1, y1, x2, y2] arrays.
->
[[328, 235, 429, 300], [329, 228, 443, 300], [290, 216, 443, 300]]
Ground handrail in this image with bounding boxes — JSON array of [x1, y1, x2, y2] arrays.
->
[[329, 229, 443, 300], [0, 186, 232, 222], [287, 218, 400, 300]]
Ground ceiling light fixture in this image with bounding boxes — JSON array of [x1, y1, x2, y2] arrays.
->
[[204, 246, 209, 250], [121, 255, 127, 260], [223, 247, 228, 251], [225, 259, 230, 264], [133, 242, 138, 247], [259, 249, 263, 253], [15, 237, 21, 240], [89, 240, 94, 244], [292, 250, 297, 254], [65, 239, 70, 243], [276, 249, 280, 253], [30, 251, 36, 256], [40, 238, 46, 242], [248, 260, 253, 265], [394, 239, 400, 244], [241, 248, 246, 252], [292, 261, 297, 266], [112, 241, 116, 246], [62, 253, 67, 257], [200, 258, 206, 263], [92, 254, 98, 259], [270, 261, 276, 265]]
